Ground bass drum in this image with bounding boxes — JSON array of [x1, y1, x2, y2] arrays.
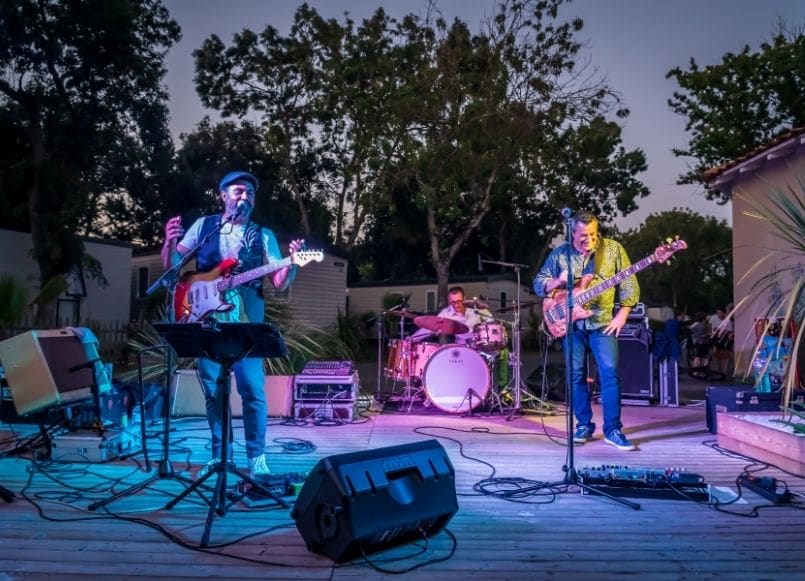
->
[[422, 345, 490, 414]]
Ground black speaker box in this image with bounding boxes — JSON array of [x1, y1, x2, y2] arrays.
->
[[617, 332, 653, 399], [291, 439, 458, 562], [584, 331, 654, 401]]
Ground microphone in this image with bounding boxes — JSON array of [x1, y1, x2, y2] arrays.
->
[[477, 254, 484, 273], [234, 200, 249, 216], [561, 207, 573, 219], [226, 200, 249, 221]]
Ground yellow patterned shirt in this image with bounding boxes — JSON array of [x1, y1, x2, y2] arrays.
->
[[533, 237, 640, 329]]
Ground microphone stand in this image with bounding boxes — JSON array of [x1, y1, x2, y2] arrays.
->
[[548, 214, 639, 509]]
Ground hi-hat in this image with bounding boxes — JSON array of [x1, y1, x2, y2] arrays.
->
[[387, 308, 421, 319], [497, 300, 539, 313], [413, 315, 470, 335], [464, 298, 489, 309]]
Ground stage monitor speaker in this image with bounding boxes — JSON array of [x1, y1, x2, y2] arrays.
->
[[0, 329, 95, 415], [291, 439, 458, 562], [618, 334, 654, 400]]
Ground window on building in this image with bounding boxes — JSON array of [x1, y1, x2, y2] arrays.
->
[[500, 291, 507, 310], [426, 290, 436, 313]]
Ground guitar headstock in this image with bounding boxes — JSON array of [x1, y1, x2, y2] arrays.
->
[[654, 237, 688, 264], [292, 249, 325, 267]]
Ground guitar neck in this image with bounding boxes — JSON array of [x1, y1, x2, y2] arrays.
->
[[217, 256, 294, 292], [574, 254, 656, 306]]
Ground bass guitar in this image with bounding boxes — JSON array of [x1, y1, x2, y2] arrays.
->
[[174, 250, 324, 322], [542, 238, 687, 338]]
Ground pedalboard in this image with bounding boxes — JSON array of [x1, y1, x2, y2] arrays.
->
[[579, 465, 709, 501]]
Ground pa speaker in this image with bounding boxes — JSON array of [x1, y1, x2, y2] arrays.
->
[[291, 439, 458, 562], [0, 329, 95, 415], [618, 335, 654, 399]]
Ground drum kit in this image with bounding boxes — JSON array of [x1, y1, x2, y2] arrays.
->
[[383, 298, 544, 415]]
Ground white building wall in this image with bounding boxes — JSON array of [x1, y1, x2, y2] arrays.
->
[[0, 229, 131, 326]]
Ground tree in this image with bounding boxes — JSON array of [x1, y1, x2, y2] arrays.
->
[[171, 118, 331, 243], [667, 27, 805, 200], [193, 1, 648, 301], [0, 0, 180, 321], [620, 208, 733, 313], [194, 5, 408, 249], [393, 0, 648, 302]]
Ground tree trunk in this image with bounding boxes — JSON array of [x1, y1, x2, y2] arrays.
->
[[24, 119, 56, 327]]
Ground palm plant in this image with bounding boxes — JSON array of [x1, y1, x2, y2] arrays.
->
[[733, 175, 805, 412], [0, 275, 29, 339]]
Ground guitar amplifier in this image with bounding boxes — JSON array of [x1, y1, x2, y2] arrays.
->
[[294, 372, 360, 402], [615, 302, 646, 318]]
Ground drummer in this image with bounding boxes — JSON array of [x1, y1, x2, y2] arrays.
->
[[410, 286, 493, 345]]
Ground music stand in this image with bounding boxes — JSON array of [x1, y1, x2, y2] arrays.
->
[[154, 321, 290, 547]]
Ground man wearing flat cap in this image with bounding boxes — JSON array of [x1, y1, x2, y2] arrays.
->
[[162, 170, 304, 479]]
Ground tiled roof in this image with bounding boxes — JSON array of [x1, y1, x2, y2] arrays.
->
[[702, 126, 805, 183]]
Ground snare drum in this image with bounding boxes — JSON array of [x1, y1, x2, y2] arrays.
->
[[422, 345, 490, 413], [384, 338, 412, 380], [473, 322, 508, 351]]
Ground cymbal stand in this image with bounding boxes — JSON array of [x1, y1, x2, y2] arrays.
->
[[383, 309, 421, 412]]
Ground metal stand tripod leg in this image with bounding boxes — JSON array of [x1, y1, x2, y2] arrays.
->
[[163, 359, 288, 547], [88, 346, 200, 512]]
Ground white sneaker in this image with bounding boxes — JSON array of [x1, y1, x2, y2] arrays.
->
[[197, 459, 219, 479], [248, 454, 270, 478]]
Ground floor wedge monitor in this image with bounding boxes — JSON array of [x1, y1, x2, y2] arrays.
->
[[291, 439, 458, 562]]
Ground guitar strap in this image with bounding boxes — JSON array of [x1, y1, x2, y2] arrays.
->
[[234, 221, 264, 297]]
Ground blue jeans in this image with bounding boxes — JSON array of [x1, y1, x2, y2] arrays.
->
[[197, 356, 266, 460], [565, 327, 622, 436]]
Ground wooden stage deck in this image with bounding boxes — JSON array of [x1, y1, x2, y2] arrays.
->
[[1, 396, 803, 580]]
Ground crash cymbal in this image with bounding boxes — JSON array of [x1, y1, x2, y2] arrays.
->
[[387, 308, 422, 319], [464, 298, 489, 309], [497, 300, 539, 313], [413, 315, 470, 335]]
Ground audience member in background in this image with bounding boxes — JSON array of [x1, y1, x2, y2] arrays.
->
[[689, 311, 711, 369], [711, 305, 734, 376]]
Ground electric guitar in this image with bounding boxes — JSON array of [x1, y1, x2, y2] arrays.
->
[[542, 238, 687, 338], [174, 250, 324, 322]]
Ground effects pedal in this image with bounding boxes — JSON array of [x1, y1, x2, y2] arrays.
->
[[236, 472, 308, 507]]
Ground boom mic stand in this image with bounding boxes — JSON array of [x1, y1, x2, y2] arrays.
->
[[88, 345, 200, 512], [548, 212, 638, 509], [481, 258, 549, 417], [88, 216, 227, 511]]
